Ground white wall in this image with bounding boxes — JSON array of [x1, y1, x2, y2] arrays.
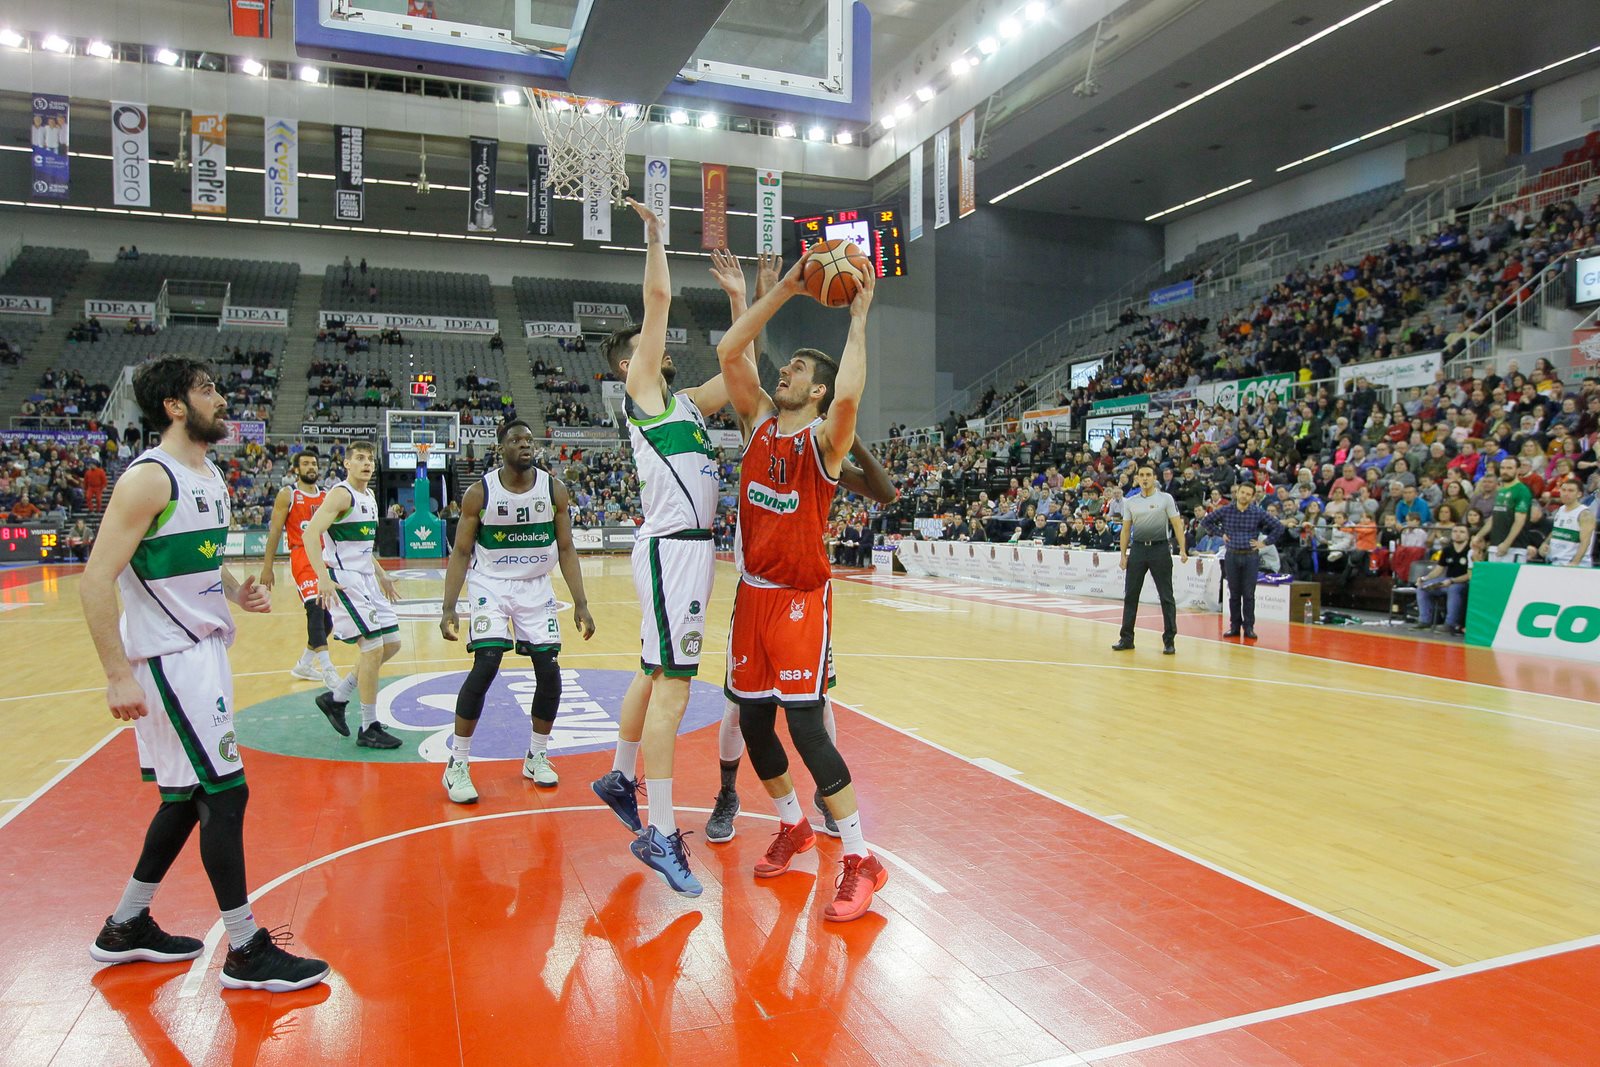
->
[[1162, 141, 1407, 265], [1530, 63, 1600, 152]]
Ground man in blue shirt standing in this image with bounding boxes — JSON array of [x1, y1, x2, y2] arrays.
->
[[1200, 482, 1285, 640]]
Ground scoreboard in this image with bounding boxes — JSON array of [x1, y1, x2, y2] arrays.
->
[[0, 526, 56, 560], [410, 372, 437, 399], [792, 204, 907, 278]]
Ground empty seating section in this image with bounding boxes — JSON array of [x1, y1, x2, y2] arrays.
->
[[58, 327, 284, 418], [0, 319, 42, 389], [513, 276, 641, 325], [0, 246, 88, 302], [1246, 181, 1405, 251], [323, 266, 493, 317], [99, 254, 299, 307], [306, 337, 509, 423]]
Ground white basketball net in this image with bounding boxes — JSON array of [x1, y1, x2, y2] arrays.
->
[[527, 89, 647, 204]]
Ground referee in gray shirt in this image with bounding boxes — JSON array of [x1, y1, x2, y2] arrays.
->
[[1113, 465, 1188, 654]]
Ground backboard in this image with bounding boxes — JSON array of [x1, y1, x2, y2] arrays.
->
[[384, 409, 462, 455]]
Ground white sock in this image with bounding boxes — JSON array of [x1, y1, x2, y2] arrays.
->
[[612, 738, 640, 779], [823, 699, 838, 744], [333, 672, 358, 702], [360, 702, 377, 728], [527, 732, 549, 757], [296, 648, 313, 667], [451, 734, 472, 763], [645, 778, 676, 834], [838, 811, 867, 858], [315, 650, 334, 668], [220, 903, 259, 951], [111, 877, 160, 924], [717, 700, 745, 762], [771, 790, 803, 826]]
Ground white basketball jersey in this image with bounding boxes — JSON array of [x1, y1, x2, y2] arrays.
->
[[1547, 503, 1589, 566], [626, 391, 720, 537], [322, 480, 380, 575], [117, 447, 236, 659], [472, 467, 559, 580]]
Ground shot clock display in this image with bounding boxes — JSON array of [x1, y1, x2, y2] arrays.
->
[[0, 525, 56, 560], [409, 372, 438, 399], [792, 204, 907, 278]]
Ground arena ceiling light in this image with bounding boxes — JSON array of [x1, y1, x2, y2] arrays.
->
[[990, 0, 1397, 204], [0, 29, 24, 49], [877, 113, 898, 130], [807, 125, 827, 142], [977, 37, 1000, 56], [618, 103, 641, 118], [86, 40, 114, 59], [951, 55, 972, 76], [297, 64, 321, 83], [153, 47, 180, 66], [669, 109, 690, 125], [41, 34, 70, 53], [498, 89, 521, 106], [1276, 42, 1600, 172], [894, 101, 913, 119], [697, 112, 719, 128], [915, 85, 936, 102], [239, 57, 264, 76], [999, 18, 1022, 40], [1144, 178, 1253, 222], [835, 130, 854, 145], [775, 122, 797, 138], [1025, 2, 1048, 20]]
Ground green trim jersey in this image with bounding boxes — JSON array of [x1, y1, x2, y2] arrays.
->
[[117, 447, 235, 659], [322, 480, 380, 576], [472, 467, 559, 580], [1548, 502, 1589, 565], [627, 391, 720, 538]]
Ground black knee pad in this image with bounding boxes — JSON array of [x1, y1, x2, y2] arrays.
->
[[195, 783, 250, 828], [304, 600, 329, 646], [456, 648, 504, 721], [738, 702, 788, 781], [528, 650, 562, 725], [786, 703, 852, 796]]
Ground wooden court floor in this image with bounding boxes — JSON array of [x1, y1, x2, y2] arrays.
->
[[2, 556, 1599, 1064]]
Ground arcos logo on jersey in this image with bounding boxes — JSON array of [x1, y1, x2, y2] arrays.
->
[[747, 481, 800, 515]]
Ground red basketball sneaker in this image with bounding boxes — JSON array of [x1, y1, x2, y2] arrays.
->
[[754, 821, 816, 878], [824, 853, 888, 922]]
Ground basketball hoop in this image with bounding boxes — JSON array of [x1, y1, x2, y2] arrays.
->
[[527, 87, 647, 204]]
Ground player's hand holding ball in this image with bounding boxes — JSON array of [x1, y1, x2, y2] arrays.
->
[[802, 239, 873, 308]]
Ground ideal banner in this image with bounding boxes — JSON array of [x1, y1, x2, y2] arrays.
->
[[335, 125, 365, 221], [222, 305, 289, 327], [933, 127, 951, 229], [957, 111, 976, 219], [1337, 350, 1441, 390], [524, 320, 579, 338], [574, 302, 629, 318], [1149, 280, 1195, 308], [755, 169, 782, 255], [527, 145, 553, 236], [643, 155, 671, 245], [85, 299, 155, 321], [318, 311, 498, 334], [31, 93, 70, 201], [665, 327, 688, 345], [263, 116, 298, 219], [109, 101, 151, 207], [1466, 561, 1600, 664], [908, 143, 924, 241], [468, 137, 497, 232], [191, 114, 227, 215], [582, 169, 611, 242], [0, 295, 51, 316], [701, 164, 728, 249]]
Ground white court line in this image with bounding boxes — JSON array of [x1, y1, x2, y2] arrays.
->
[[0, 728, 121, 833], [1064, 931, 1600, 1062], [177, 803, 944, 998], [829, 698, 1450, 971]]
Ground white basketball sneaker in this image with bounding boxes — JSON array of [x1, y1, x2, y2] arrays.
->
[[443, 758, 479, 804], [289, 660, 322, 682], [522, 749, 559, 787], [319, 664, 342, 689]]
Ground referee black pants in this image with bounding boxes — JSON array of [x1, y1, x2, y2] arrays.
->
[[1120, 541, 1177, 644], [1222, 549, 1260, 630]]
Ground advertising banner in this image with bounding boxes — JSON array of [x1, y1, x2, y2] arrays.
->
[[109, 101, 150, 207], [524, 321, 580, 339], [1021, 406, 1072, 430], [895, 541, 1223, 612], [220, 420, 268, 446], [190, 114, 227, 215], [1575, 253, 1600, 304], [318, 311, 497, 334], [933, 127, 951, 229], [84, 299, 155, 321], [574, 302, 629, 317], [1211, 372, 1294, 411], [1465, 561, 1600, 664], [335, 125, 365, 221], [300, 422, 380, 439], [0, 295, 51, 316], [263, 116, 298, 219], [908, 142, 924, 241], [527, 145, 553, 236], [643, 155, 670, 244], [701, 163, 728, 249], [1573, 327, 1600, 364], [0, 428, 103, 446], [1070, 358, 1105, 388], [1089, 393, 1150, 415], [222, 305, 289, 327], [468, 137, 497, 232], [1149, 280, 1195, 308], [30, 94, 70, 201], [958, 111, 976, 218], [581, 169, 611, 241], [755, 169, 783, 255], [709, 429, 742, 449], [1337, 350, 1441, 391], [665, 327, 687, 345]]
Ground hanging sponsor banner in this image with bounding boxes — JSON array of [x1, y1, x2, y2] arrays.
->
[[1336, 350, 1441, 391], [1089, 393, 1149, 415], [709, 429, 742, 449], [300, 422, 380, 439], [30, 94, 71, 201], [524, 321, 580, 339], [222, 305, 289, 327], [0, 295, 51, 316], [933, 127, 951, 229], [1467, 561, 1600, 664], [335, 125, 365, 221], [755, 169, 783, 255], [581, 171, 611, 242], [1211, 373, 1294, 412], [263, 116, 298, 219], [527, 145, 553, 236], [85, 299, 156, 321], [190, 114, 227, 215], [574, 302, 630, 317], [701, 163, 728, 249], [220, 420, 268, 446], [1149, 280, 1195, 308], [1021, 406, 1072, 430], [1573, 327, 1600, 363], [643, 155, 671, 245], [318, 311, 498, 334], [468, 137, 498, 232], [109, 101, 151, 208], [665, 327, 688, 345], [958, 111, 976, 219], [908, 143, 924, 241]]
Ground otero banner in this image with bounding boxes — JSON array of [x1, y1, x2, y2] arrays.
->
[[0, 295, 51, 316], [1466, 561, 1600, 664], [222, 305, 289, 327], [109, 101, 151, 207], [318, 311, 497, 335]]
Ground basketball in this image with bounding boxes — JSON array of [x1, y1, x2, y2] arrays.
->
[[801, 239, 872, 307]]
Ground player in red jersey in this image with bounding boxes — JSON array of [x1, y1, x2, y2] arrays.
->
[[713, 255, 886, 922], [260, 449, 340, 687]]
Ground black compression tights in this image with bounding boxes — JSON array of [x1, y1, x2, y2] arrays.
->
[[737, 700, 852, 796]]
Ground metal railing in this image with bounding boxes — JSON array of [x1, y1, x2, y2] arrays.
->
[[1452, 255, 1579, 368]]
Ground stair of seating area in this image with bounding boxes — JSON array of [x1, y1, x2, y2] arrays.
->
[[267, 275, 327, 437], [0, 261, 109, 425], [493, 285, 544, 433]]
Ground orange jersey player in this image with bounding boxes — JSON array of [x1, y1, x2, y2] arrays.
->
[[260, 449, 340, 687]]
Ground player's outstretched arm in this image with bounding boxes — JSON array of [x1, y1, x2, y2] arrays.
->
[[258, 485, 293, 588], [302, 485, 352, 609], [549, 477, 595, 640], [439, 481, 484, 641], [718, 256, 802, 429], [80, 462, 174, 721], [837, 434, 897, 504], [817, 268, 875, 475], [625, 198, 671, 418]]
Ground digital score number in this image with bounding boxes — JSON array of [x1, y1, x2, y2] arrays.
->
[[0, 526, 54, 559], [410, 373, 437, 399], [792, 203, 907, 279]]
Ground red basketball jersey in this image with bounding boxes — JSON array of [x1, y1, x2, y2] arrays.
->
[[284, 486, 326, 554], [736, 415, 838, 591]]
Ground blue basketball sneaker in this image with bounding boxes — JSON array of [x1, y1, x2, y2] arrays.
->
[[591, 770, 642, 832], [630, 826, 703, 897]]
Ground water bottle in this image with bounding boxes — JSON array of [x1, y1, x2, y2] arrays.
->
[[1301, 597, 1314, 625]]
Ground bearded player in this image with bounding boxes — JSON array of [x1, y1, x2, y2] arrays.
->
[[713, 253, 887, 921], [259, 449, 340, 688]]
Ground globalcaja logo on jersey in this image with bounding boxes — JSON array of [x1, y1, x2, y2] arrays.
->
[[492, 529, 553, 545], [748, 481, 800, 514]]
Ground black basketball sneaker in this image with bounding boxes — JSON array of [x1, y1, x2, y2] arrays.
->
[[220, 927, 330, 992], [90, 908, 204, 964]]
